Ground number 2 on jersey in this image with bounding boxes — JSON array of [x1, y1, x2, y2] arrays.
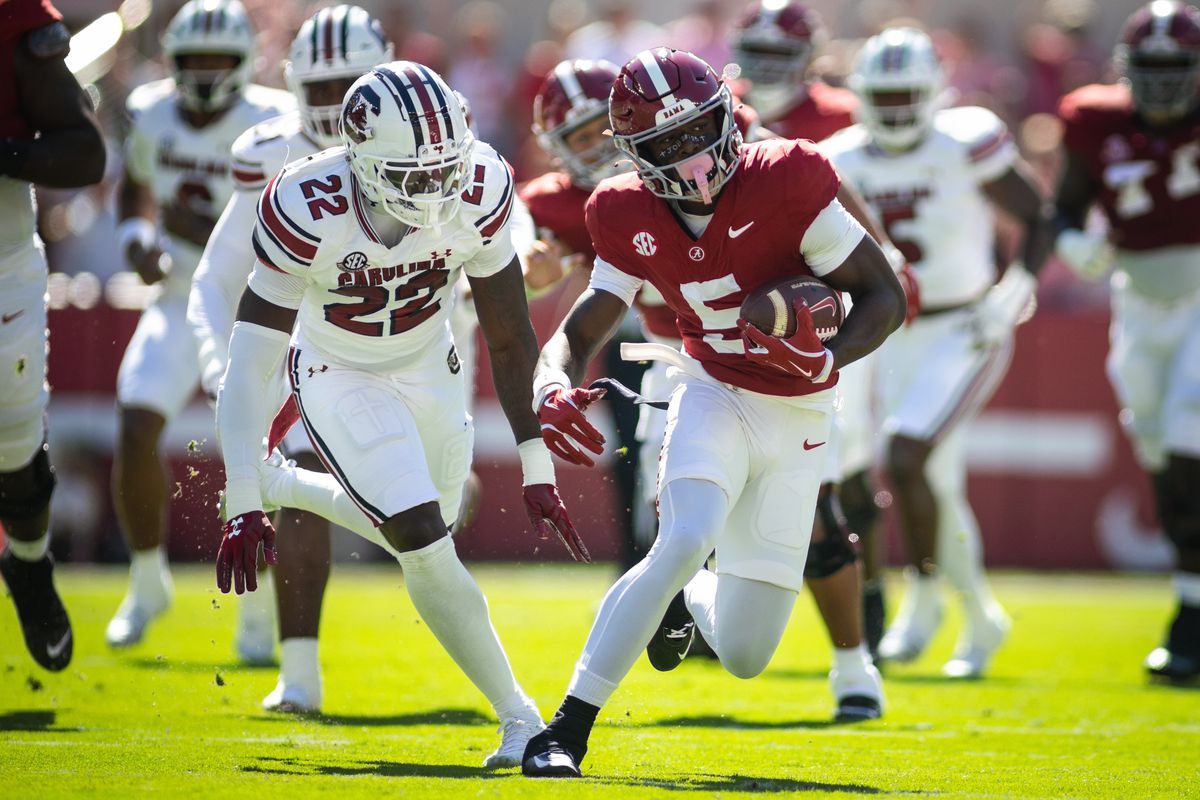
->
[[300, 175, 349, 221], [324, 269, 451, 337]]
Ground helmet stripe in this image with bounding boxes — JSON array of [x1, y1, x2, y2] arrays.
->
[[401, 65, 443, 144], [555, 61, 586, 105], [375, 67, 426, 148], [637, 50, 677, 106], [308, 12, 319, 65], [337, 5, 351, 62], [414, 63, 457, 142], [322, 8, 334, 62]]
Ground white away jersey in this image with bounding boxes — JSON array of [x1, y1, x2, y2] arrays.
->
[[248, 142, 517, 367], [124, 79, 295, 295], [229, 111, 318, 193], [820, 106, 1016, 308]]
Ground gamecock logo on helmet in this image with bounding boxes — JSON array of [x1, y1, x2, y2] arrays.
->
[[342, 85, 382, 144]]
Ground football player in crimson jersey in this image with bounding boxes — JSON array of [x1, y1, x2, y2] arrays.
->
[[215, 62, 578, 768], [187, 5, 394, 711], [1055, 0, 1200, 683], [106, 0, 294, 652], [825, 28, 1054, 679], [731, 0, 858, 142], [0, 0, 105, 672], [521, 48, 906, 778], [524, 58, 891, 722]]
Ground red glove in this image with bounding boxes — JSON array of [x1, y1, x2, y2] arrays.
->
[[897, 263, 921, 326], [738, 300, 834, 383], [216, 511, 277, 595], [523, 483, 591, 562], [267, 395, 300, 454], [538, 386, 607, 467]]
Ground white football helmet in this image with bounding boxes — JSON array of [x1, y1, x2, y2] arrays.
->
[[340, 62, 475, 229], [849, 27, 944, 151], [161, 0, 256, 112], [285, 5, 393, 147]]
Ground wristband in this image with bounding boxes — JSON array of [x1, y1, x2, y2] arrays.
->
[[517, 439, 556, 486], [531, 368, 571, 413], [116, 217, 157, 256]]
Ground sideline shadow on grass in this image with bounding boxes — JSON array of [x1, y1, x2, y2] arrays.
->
[[632, 714, 850, 730], [0, 710, 81, 733], [240, 755, 505, 780], [594, 774, 882, 794], [254, 707, 492, 727]]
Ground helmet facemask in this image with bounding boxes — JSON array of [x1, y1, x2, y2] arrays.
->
[[173, 51, 246, 112], [1121, 51, 1200, 122], [733, 40, 811, 119], [861, 86, 937, 150], [541, 109, 624, 189], [349, 137, 476, 230], [293, 76, 361, 146]]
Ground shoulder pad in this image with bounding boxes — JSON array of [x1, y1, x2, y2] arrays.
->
[[937, 106, 1008, 148], [125, 80, 174, 119], [241, 84, 298, 116], [816, 124, 868, 159], [23, 21, 70, 61], [231, 113, 307, 192], [465, 143, 516, 244], [252, 156, 342, 274]]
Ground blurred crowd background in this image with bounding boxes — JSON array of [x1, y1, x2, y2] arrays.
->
[[30, 0, 1165, 569]]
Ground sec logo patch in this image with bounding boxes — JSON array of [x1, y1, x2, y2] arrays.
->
[[689, 246, 705, 261], [632, 231, 657, 256], [338, 251, 369, 271]]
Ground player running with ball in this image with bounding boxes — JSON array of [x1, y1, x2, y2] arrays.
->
[[521, 48, 905, 778]]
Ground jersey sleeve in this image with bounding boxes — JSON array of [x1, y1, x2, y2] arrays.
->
[[230, 126, 272, 192], [588, 256, 643, 306], [251, 172, 321, 277], [462, 149, 518, 278], [799, 197, 866, 276], [246, 259, 306, 309], [3, 0, 62, 45], [952, 106, 1017, 184], [584, 186, 649, 282], [781, 140, 842, 257]]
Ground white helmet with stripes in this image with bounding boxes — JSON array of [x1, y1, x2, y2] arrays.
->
[[285, 5, 394, 147], [339, 62, 475, 229], [161, 0, 256, 112], [849, 27, 944, 152]]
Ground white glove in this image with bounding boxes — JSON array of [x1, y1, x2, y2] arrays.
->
[[1056, 229, 1115, 280], [971, 265, 1037, 349]]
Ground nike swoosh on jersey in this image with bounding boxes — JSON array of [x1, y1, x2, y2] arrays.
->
[[1, 310, 25, 324], [802, 440, 826, 450], [728, 221, 755, 238], [46, 630, 71, 659]]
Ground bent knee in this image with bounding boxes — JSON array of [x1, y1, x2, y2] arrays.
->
[[720, 647, 773, 680], [381, 501, 449, 552], [888, 437, 931, 485]]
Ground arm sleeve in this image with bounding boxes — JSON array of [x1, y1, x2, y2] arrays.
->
[[215, 321, 291, 518], [800, 197, 867, 276], [188, 190, 260, 397], [588, 256, 644, 306], [123, 119, 155, 184], [246, 260, 306, 310]]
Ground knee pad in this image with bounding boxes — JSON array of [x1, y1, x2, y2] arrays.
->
[[805, 485, 858, 579], [839, 470, 879, 540], [1154, 461, 1200, 552], [0, 446, 55, 521]]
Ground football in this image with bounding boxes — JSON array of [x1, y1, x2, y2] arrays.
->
[[739, 275, 845, 342]]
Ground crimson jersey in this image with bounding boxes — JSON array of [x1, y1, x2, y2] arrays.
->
[[519, 171, 595, 261], [768, 82, 857, 143], [0, 0, 61, 138], [586, 138, 842, 397], [1059, 82, 1200, 252]]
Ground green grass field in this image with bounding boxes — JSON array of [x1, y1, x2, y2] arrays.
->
[[1, 566, 1196, 799]]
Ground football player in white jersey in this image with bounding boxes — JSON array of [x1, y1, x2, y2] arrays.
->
[[106, 0, 295, 651], [0, 0, 106, 672], [213, 62, 582, 768], [187, 5, 392, 708], [821, 28, 1053, 678]]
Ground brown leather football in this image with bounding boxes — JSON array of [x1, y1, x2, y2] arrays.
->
[[740, 276, 845, 342]]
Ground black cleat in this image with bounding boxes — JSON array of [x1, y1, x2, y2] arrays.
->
[[863, 582, 886, 661], [1145, 647, 1200, 683], [835, 694, 883, 723], [1, 548, 73, 672], [522, 725, 586, 778], [646, 590, 695, 671]]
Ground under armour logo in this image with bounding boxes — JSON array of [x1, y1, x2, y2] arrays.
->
[[430, 249, 452, 259], [307, 365, 329, 378], [230, 519, 243, 536]]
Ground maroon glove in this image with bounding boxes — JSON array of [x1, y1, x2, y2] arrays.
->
[[537, 386, 607, 467], [738, 300, 834, 382], [216, 511, 277, 594], [898, 262, 921, 326], [523, 483, 591, 563]]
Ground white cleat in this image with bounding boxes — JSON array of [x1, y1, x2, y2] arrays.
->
[[942, 605, 1011, 679], [105, 595, 169, 649], [877, 574, 943, 663], [830, 658, 886, 722], [483, 713, 545, 769], [262, 679, 321, 714]]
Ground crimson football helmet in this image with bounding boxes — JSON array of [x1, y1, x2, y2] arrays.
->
[[610, 48, 742, 204], [532, 59, 624, 189], [1116, 1, 1200, 122], [731, 0, 826, 119]]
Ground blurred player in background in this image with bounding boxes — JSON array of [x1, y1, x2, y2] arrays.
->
[[522, 48, 905, 778], [523, 57, 887, 720], [213, 61, 582, 767], [106, 0, 294, 651], [188, 4, 392, 709], [1055, 0, 1200, 683], [0, 0, 106, 672], [824, 27, 1053, 678]]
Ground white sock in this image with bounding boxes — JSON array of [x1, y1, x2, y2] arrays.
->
[[279, 636, 321, 698], [568, 479, 725, 707], [833, 643, 872, 675], [936, 494, 1001, 628], [268, 467, 396, 555], [1176, 571, 1200, 607], [6, 533, 48, 562], [395, 536, 535, 720], [130, 546, 171, 607], [238, 568, 276, 628]]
